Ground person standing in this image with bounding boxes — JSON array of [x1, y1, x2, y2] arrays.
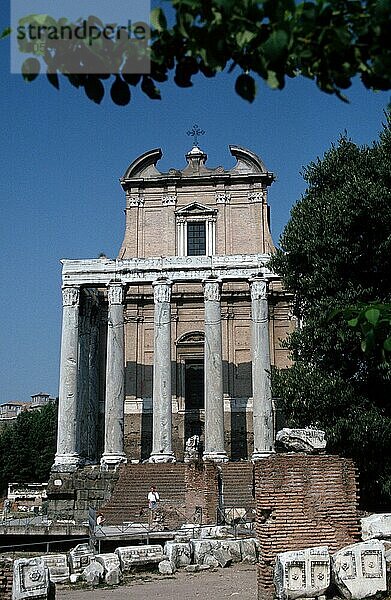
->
[[147, 486, 160, 525]]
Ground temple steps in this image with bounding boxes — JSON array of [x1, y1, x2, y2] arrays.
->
[[220, 463, 255, 509]]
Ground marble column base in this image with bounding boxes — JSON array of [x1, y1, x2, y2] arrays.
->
[[203, 451, 229, 463], [149, 452, 176, 464], [52, 453, 82, 473], [251, 450, 275, 461], [100, 453, 127, 469]]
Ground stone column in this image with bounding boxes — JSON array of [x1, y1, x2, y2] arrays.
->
[[53, 286, 81, 472], [101, 283, 127, 468], [250, 277, 275, 459], [203, 279, 228, 462], [150, 279, 176, 463]]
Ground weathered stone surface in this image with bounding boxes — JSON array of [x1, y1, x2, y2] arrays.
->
[[115, 545, 164, 571], [12, 557, 52, 600], [276, 428, 326, 453], [69, 574, 80, 584], [361, 513, 391, 541], [158, 560, 175, 575], [203, 555, 219, 568], [212, 548, 232, 568], [240, 538, 258, 561], [40, 554, 69, 583], [81, 560, 104, 586], [185, 565, 200, 573], [198, 565, 211, 571], [274, 546, 330, 600], [250, 277, 274, 458], [95, 553, 122, 585], [203, 280, 228, 463], [164, 542, 192, 567], [199, 525, 234, 539], [332, 540, 387, 600], [219, 540, 242, 563], [68, 543, 93, 574], [191, 539, 219, 564]]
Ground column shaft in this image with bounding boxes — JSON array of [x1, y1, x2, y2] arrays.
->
[[250, 278, 274, 459], [203, 279, 228, 462], [150, 279, 175, 462], [101, 284, 127, 468], [53, 286, 81, 472]]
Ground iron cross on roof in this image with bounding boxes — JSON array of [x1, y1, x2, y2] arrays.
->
[[187, 124, 205, 148]]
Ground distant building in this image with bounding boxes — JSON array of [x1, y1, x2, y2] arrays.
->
[[0, 393, 57, 420]]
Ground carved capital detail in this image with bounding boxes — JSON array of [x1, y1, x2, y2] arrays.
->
[[215, 192, 231, 204], [153, 279, 172, 303], [107, 284, 124, 305], [203, 279, 221, 302], [250, 278, 268, 300], [248, 191, 265, 203], [62, 286, 80, 307], [162, 194, 177, 206]]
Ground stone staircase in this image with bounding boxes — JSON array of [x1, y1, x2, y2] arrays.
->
[[101, 462, 255, 527], [101, 463, 187, 527], [219, 463, 255, 516]]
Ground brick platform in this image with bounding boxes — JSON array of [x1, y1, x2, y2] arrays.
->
[[255, 454, 361, 600]]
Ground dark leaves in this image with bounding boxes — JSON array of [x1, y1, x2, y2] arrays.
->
[[235, 73, 256, 102], [110, 76, 131, 105]]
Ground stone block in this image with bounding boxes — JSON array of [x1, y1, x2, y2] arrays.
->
[[95, 553, 122, 585], [164, 542, 192, 567], [68, 543, 94, 574], [211, 548, 232, 568], [203, 554, 219, 568], [184, 565, 199, 573], [274, 546, 330, 600], [276, 428, 326, 453], [361, 513, 391, 541], [40, 554, 69, 583], [159, 560, 175, 575], [12, 557, 53, 600], [240, 538, 258, 562], [332, 540, 387, 600], [115, 545, 164, 571], [81, 560, 104, 586], [219, 540, 242, 562], [191, 539, 219, 564]]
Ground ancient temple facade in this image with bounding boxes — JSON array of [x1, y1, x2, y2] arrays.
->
[[53, 144, 293, 472]]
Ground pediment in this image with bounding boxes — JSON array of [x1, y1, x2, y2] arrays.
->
[[175, 202, 217, 215]]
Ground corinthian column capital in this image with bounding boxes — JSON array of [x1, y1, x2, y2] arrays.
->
[[153, 279, 172, 303], [203, 279, 221, 302], [62, 286, 80, 307], [249, 277, 268, 301], [107, 283, 124, 305]]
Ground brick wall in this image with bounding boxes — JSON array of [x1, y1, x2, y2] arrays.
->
[[255, 454, 361, 600], [0, 559, 13, 600]]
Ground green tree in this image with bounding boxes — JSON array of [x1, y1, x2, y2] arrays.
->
[[8, 0, 391, 105], [271, 114, 391, 510], [0, 403, 57, 494]]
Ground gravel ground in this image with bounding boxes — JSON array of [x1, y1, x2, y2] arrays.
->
[[57, 563, 257, 600]]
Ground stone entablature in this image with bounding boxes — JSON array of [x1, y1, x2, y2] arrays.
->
[[61, 254, 275, 286]]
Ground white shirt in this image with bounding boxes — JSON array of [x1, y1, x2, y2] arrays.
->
[[148, 491, 159, 502]]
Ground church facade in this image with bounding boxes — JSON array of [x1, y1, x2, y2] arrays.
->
[[53, 144, 293, 472]]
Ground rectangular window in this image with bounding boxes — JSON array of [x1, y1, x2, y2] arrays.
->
[[187, 221, 206, 255]]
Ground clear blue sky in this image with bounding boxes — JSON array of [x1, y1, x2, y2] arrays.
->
[[0, 4, 389, 403]]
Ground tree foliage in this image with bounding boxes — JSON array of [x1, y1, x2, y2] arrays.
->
[[0, 403, 57, 494], [271, 113, 391, 510], [10, 0, 391, 105]]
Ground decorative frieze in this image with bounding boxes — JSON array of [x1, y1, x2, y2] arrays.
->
[[203, 279, 221, 302], [107, 284, 124, 305], [215, 192, 231, 204], [126, 192, 144, 207], [153, 279, 172, 303], [162, 194, 177, 206], [62, 286, 79, 307], [248, 191, 264, 203]]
